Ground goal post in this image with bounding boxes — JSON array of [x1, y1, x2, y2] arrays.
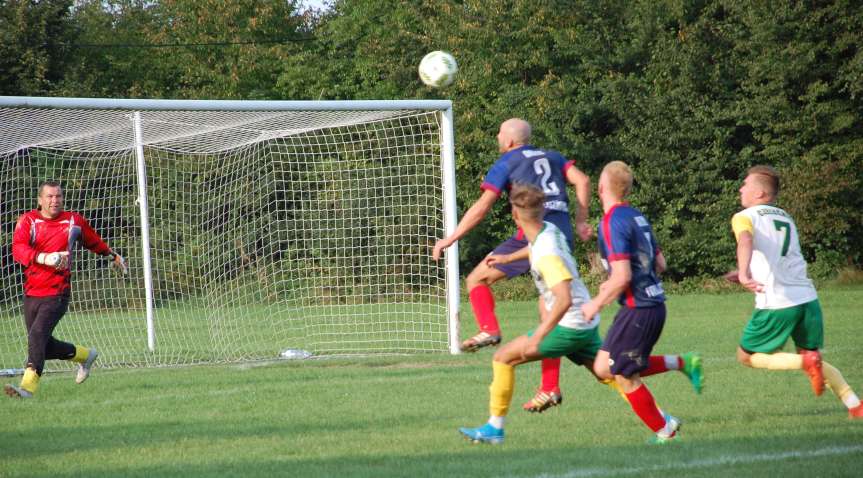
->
[[0, 96, 461, 369]]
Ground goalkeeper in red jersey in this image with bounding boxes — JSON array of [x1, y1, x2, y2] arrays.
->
[[4, 181, 127, 399]]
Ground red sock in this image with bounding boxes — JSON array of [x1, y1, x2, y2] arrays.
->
[[540, 358, 561, 391], [469, 285, 499, 334], [625, 384, 666, 432], [641, 356, 669, 377]]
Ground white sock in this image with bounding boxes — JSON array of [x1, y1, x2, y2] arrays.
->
[[488, 416, 505, 429], [844, 392, 861, 410], [664, 355, 680, 370]]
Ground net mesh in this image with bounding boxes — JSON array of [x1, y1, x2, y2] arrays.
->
[[1, 106, 450, 369]]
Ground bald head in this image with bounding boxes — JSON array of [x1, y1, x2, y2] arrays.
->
[[497, 118, 532, 152]]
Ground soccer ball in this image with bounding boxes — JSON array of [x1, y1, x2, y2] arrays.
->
[[418, 51, 458, 88]]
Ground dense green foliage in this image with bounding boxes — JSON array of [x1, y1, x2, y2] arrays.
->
[[2, 287, 863, 477], [2, 0, 861, 279]]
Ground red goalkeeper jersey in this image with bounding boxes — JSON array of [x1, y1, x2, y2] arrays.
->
[[12, 210, 112, 297]]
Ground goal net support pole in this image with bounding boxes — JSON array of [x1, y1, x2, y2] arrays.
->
[[440, 108, 460, 355], [132, 112, 156, 352]]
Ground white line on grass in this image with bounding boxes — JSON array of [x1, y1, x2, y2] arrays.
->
[[527, 444, 863, 478]]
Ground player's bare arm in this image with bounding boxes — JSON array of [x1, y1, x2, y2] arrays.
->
[[735, 231, 764, 293], [565, 165, 592, 241], [723, 269, 741, 283], [432, 189, 498, 261], [581, 259, 632, 322], [484, 246, 529, 267], [536, 295, 547, 323], [655, 251, 667, 275]]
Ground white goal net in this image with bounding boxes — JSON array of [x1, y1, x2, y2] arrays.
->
[[0, 97, 460, 370]]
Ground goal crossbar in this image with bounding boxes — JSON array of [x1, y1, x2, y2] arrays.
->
[[0, 96, 452, 112]]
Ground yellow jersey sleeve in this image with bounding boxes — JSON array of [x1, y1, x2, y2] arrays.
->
[[535, 255, 573, 288], [731, 212, 753, 241]]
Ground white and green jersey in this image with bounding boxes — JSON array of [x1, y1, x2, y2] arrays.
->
[[528, 222, 597, 330], [731, 205, 817, 309]]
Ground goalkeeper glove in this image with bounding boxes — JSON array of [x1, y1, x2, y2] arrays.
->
[[109, 252, 128, 275], [37, 251, 69, 270]]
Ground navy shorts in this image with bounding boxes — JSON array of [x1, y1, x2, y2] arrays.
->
[[490, 231, 531, 278], [601, 303, 666, 378]]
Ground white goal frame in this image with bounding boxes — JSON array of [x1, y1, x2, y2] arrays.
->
[[0, 96, 461, 368]]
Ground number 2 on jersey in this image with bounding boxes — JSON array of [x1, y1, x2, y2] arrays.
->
[[773, 220, 791, 256], [532, 157, 560, 195]]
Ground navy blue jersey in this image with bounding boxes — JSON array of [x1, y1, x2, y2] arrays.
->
[[597, 203, 665, 308], [481, 145, 575, 246]]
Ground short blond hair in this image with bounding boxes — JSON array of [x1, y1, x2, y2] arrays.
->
[[509, 183, 545, 221], [602, 161, 633, 198], [747, 165, 780, 199]]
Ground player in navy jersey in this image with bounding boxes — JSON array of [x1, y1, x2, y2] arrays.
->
[[581, 161, 702, 444], [4, 181, 127, 399], [432, 118, 592, 411]]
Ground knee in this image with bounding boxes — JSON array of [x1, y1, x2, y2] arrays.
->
[[493, 349, 516, 365], [592, 360, 612, 380], [615, 374, 638, 392], [465, 269, 486, 290], [736, 348, 752, 367]]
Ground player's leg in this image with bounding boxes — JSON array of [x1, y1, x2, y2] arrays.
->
[[28, 296, 99, 385], [463, 261, 507, 351], [601, 305, 680, 443], [566, 328, 628, 400], [640, 352, 703, 394], [789, 300, 861, 416], [740, 304, 824, 395], [615, 372, 680, 444], [5, 296, 53, 398], [462, 234, 530, 352], [791, 300, 826, 396], [459, 335, 539, 443], [821, 361, 863, 419], [521, 325, 583, 413], [522, 362, 565, 412], [525, 306, 565, 411], [72, 346, 99, 384], [538, 357, 562, 392], [738, 306, 800, 370], [39, 293, 75, 359]]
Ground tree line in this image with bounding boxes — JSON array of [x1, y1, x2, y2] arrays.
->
[[2, 0, 861, 281]]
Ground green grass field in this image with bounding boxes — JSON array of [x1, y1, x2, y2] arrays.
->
[[2, 287, 862, 477]]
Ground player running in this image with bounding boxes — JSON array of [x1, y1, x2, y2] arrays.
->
[[432, 118, 592, 412], [581, 161, 702, 444], [5, 180, 127, 399], [725, 165, 863, 419], [458, 183, 614, 444]]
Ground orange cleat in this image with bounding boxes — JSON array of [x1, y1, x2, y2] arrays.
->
[[849, 404, 863, 420], [800, 350, 824, 396]]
